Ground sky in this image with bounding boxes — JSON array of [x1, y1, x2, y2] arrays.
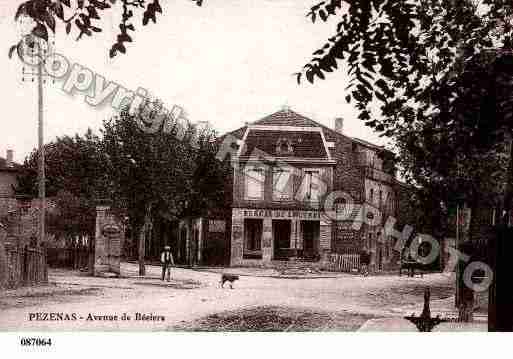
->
[[0, 0, 388, 163]]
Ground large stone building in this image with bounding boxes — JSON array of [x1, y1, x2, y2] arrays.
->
[[180, 109, 407, 272]]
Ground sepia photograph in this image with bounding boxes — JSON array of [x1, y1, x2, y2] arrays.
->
[[1, 0, 512, 355]]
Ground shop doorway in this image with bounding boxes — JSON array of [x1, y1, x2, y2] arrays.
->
[[301, 221, 320, 260], [273, 220, 291, 260], [243, 219, 263, 259]]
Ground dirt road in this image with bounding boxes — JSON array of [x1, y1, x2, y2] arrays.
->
[[0, 263, 455, 331]]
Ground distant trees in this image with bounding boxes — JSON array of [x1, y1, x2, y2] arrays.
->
[[14, 98, 229, 276], [16, 128, 108, 244], [102, 102, 229, 275], [102, 103, 193, 276], [13, 128, 108, 273]]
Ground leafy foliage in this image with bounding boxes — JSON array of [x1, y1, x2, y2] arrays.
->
[[102, 104, 193, 227], [299, 1, 513, 232], [101, 101, 229, 274], [12, 0, 204, 58], [299, 1, 512, 134], [15, 129, 108, 240], [102, 103, 229, 224]]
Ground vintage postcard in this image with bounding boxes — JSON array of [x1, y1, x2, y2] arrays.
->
[[1, 0, 512, 354]]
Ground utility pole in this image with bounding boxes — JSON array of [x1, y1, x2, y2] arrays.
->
[[18, 33, 47, 245], [37, 38, 45, 246], [455, 204, 459, 308]]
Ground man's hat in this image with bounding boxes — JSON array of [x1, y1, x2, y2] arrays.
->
[[164, 246, 171, 250]]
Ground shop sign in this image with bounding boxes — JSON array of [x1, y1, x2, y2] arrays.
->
[[242, 209, 320, 219]]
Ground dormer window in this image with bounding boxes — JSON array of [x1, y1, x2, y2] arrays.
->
[[276, 138, 293, 155]]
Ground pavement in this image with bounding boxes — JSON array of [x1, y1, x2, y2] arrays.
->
[[0, 262, 486, 331]]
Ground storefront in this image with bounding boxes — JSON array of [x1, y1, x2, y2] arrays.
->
[[230, 208, 332, 267]]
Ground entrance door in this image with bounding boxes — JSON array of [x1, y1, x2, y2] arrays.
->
[[273, 220, 291, 260], [301, 221, 320, 260]]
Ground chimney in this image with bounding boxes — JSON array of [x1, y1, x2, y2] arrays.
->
[[335, 117, 344, 134], [6, 149, 13, 168]]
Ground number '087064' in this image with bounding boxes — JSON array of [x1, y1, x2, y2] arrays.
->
[[20, 337, 52, 346]]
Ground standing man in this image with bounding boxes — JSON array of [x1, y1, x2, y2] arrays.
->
[[160, 246, 174, 281]]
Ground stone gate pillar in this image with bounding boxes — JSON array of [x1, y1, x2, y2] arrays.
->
[[94, 200, 124, 277]]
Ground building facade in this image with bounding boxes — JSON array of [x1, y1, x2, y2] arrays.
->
[[176, 109, 408, 271], [218, 109, 403, 271]]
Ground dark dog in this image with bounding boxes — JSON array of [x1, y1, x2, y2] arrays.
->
[[220, 273, 239, 289]]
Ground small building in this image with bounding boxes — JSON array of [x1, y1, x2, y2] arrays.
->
[[0, 150, 20, 219], [179, 109, 408, 272], [0, 149, 55, 247]]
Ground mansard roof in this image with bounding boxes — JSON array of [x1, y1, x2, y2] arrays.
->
[[240, 129, 329, 159], [220, 108, 389, 154], [252, 109, 320, 127]]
